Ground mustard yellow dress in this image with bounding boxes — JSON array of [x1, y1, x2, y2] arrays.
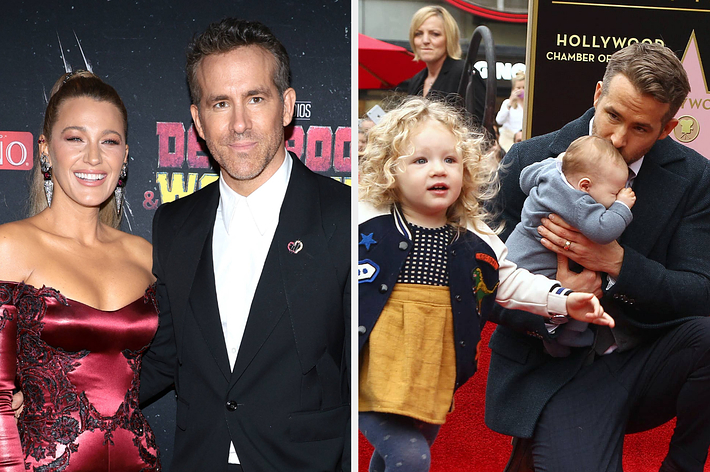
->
[[359, 224, 456, 424]]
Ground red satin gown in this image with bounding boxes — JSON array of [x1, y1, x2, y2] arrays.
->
[[1, 282, 160, 471], [0, 291, 23, 471]]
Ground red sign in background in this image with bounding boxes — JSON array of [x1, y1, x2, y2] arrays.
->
[[0, 131, 33, 171]]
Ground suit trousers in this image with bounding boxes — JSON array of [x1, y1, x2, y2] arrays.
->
[[530, 317, 710, 472]]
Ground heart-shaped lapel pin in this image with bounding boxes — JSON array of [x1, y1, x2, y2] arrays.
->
[[287, 240, 303, 254]]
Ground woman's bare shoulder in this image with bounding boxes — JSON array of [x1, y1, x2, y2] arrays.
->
[[0, 219, 43, 282], [110, 229, 154, 275]]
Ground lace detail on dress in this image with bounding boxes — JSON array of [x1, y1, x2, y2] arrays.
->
[[144, 283, 158, 314], [0, 284, 16, 331], [0, 307, 13, 333], [4, 282, 161, 472]]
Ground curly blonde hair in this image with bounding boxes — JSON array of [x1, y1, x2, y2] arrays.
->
[[359, 97, 500, 233]]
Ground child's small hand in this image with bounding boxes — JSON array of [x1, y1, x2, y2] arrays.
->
[[616, 187, 636, 208], [565, 293, 615, 327], [509, 89, 523, 108]]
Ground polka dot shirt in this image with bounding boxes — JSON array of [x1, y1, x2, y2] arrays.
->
[[397, 224, 454, 286]]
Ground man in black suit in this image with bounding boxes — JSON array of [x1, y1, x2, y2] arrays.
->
[[140, 19, 350, 472], [485, 43, 710, 472]]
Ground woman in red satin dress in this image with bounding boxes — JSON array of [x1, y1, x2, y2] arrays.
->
[[0, 298, 22, 471], [0, 71, 160, 471]]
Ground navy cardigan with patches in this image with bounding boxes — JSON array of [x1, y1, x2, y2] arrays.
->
[[358, 203, 571, 391]]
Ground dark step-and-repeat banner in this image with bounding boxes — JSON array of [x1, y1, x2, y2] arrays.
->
[[526, 0, 709, 157], [0, 0, 350, 466]]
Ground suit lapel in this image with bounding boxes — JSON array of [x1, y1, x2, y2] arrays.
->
[[230, 155, 330, 386], [190, 231, 232, 380], [165, 183, 218, 325], [409, 70, 426, 96], [431, 56, 454, 92], [619, 144, 689, 254], [548, 108, 596, 156], [167, 183, 231, 380]]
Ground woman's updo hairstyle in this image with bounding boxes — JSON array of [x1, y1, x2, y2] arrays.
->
[[30, 71, 128, 229]]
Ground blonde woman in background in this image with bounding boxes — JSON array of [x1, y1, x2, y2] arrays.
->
[[397, 6, 486, 119]]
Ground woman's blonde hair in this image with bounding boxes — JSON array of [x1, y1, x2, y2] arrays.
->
[[29, 71, 128, 229], [359, 97, 500, 233], [409, 6, 462, 61]]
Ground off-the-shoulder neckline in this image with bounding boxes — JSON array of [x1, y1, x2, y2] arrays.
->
[[0, 280, 155, 313]]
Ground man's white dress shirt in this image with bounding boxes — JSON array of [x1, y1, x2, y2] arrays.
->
[[212, 153, 292, 465]]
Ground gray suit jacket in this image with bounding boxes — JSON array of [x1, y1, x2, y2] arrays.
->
[[485, 108, 710, 438]]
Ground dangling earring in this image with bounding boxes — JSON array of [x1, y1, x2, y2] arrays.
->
[[114, 162, 128, 216], [40, 154, 53, 207]]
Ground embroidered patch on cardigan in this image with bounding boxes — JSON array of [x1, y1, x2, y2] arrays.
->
[[358, 259, 380, 283], [472, 267, 499, 312], [475, 252, 499, 270], [359, 233, 377, 251]]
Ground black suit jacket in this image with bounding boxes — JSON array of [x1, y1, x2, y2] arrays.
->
[[399, 55, 463, 97], [485, 108, 710, 438], [140, 153, 351, 471], [396, 56, 485, 122]]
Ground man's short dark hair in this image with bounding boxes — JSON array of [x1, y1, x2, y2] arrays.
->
[[186, 18, 291, 105], [601, 43, 690, 125]]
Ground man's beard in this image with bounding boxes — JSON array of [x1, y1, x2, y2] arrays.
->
[[211, 130, 281, 182]]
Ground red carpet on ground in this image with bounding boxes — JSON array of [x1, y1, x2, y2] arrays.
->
[[359, 323, 710, 471]]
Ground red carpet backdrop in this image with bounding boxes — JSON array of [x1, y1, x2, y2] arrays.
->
[[359, 324, 710, 471]]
